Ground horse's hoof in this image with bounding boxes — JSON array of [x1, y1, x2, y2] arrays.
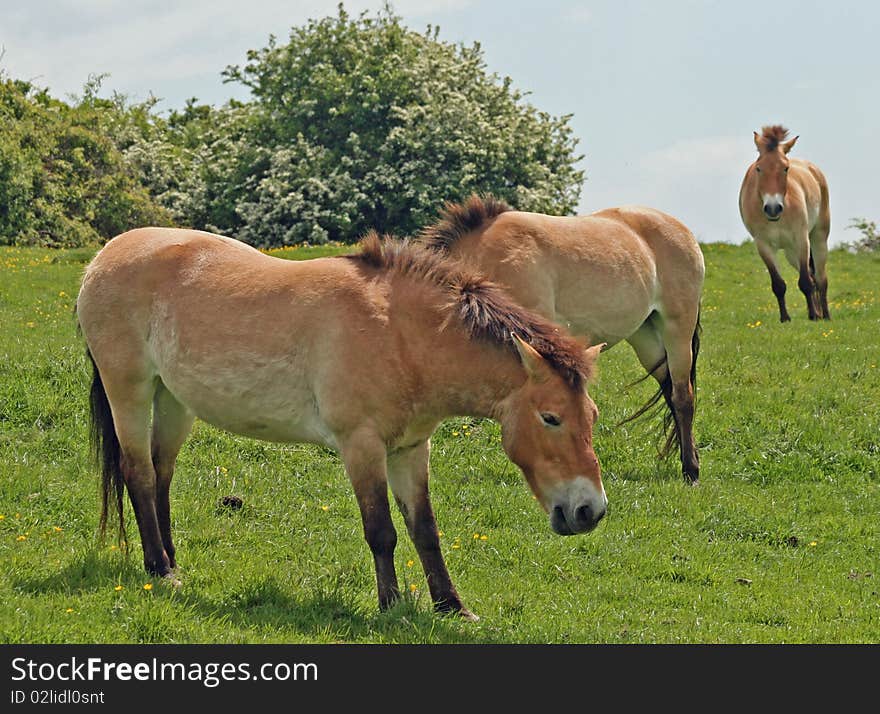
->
[[458, 608, 480, 622]]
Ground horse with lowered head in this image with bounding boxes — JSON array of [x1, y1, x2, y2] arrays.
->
[[739, 124, 831, 321], [419, 196, 705, 484], [76, 227, 606, 620]]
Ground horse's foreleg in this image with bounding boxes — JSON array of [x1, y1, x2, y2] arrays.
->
[[756, 242, 790, 322], [339, 431, 400, 611], [150, 383, 195, 571], [387, 441, 477, 621]]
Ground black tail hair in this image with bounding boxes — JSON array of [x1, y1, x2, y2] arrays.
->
[[620, 312, 701, 458], [87, 350, 126, 545]]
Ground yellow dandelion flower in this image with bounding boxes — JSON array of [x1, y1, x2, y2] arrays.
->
[[452, 431, 460, 437], [114, 585, 123, 592], [452, 543, 460, 550], [321, 505, 329, 511], [58, 291, 67, 297], [143, 583, 153, 591], [65, 608, 74, 613], [438, 530, 443, 537], [406, 559, 414, 568], [53, 526, 62, 532], [109, 544, 117, 551], [808, 541, 818, 547], [0, 514, 4, 520], [473, 533, 480, 540], [480, 535, 488, 541], [220, 466, 228, 474], [16, 535, 26, 541], [409, 584, 417, 592], [26, 322, 35, 328]]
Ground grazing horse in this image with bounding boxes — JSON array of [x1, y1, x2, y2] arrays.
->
[[739, 125, 831, 321], [76, 228, 606, 620], [419, 197, 705, 484]]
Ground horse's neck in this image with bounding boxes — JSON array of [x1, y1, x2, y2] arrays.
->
[[418, 333, 525, 421]]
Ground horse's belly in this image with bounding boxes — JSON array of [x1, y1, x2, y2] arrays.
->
[[191, 399, 335, 447], [554, 282, 655, 345], [155, 355, 336, 447]]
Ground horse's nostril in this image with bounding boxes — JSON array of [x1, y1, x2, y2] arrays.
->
[[574, 504, 594, 529]]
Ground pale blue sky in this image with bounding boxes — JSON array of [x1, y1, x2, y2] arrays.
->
[[3, 1, 878, 245]]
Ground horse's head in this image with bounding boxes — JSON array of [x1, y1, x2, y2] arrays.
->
[[500, 334, 606, 535], [752, 125, 799, 221]]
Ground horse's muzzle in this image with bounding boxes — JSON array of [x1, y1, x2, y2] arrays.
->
[[763, 202, 783, 220], [550, 502, 606, 535]]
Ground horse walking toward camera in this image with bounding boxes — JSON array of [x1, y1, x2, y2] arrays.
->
[[418, 197, 704, 484], [76, 228, 606, 620], [739, 125, 831, 321]]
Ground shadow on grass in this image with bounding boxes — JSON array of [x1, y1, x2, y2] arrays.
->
[[179, 575, 496, 643], [12, 549, 142, 595], [13, 554, 495, 643]]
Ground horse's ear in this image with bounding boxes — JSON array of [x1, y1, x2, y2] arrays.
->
[[583, 342, 606, 383], [753, 131, 765, 152], [511, 333, 550, 382], [584, 342, 606, 363], [781, 135, 799, 154]]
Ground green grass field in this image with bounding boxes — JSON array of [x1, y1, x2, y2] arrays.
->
[[1, 241, 878, 643]]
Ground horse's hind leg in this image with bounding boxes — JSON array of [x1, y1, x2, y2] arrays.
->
[[659, 316, 700, 484], [626, 318, 675, 449], [103, 375, 173, 576], [387, 440, 477, 621], [810, 225, 831, 319], [151, 382, 195, 570]]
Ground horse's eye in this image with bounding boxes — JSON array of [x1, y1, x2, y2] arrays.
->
[[540, 412, 561, 427], [755, 166, 762, 173], [784, 167, 789, 173]]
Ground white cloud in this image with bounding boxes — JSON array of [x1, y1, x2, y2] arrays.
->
[[565, 5, 593, 24], [638, 135, 748, 178], [0, 1, 473, 103]]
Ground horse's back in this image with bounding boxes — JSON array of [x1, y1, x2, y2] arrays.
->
[[471, 206, 702, 342], [589, 206, 703, 269]]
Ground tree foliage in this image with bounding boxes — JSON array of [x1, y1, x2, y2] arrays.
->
[[0, 4, 585, 247], [846, 218, 880, 253], [216, 4, 584, 245], [0, 74, 171, 247]]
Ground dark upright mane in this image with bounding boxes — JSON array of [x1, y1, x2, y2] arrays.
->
[[418, 194, 512, 251], [761, 125, 789, 151], [346, 231, 593, 387]]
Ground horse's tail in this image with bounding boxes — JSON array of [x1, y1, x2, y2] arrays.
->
[[620, 310, 701, 458], [86, 348, 126, 546]]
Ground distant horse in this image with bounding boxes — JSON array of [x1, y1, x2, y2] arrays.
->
[[739, 125, 831, 321], [76, 228, 606, 620], [419, 197, 705, 484]]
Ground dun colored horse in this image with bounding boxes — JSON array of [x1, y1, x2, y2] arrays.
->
[[419, 197, 704, 484], [739, 125, 831, 321], [76, 228, 606, 620]]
